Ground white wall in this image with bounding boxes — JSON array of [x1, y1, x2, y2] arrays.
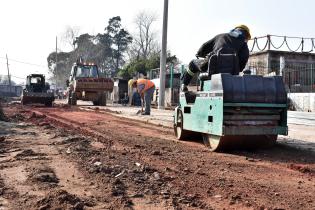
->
[[288, 93, 315, 112]]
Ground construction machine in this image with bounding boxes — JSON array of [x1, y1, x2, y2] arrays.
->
[[21, 74, 55, 107], [66, 61, 114, 106], [174, 49, 288, 151]]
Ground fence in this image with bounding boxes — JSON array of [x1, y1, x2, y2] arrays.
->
[[247, 62, 315, 93], [0, 85, 23, 97], [248, 35, 315, 53]]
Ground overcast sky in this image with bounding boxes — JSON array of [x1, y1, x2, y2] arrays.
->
[[0, 0, 314, 84]]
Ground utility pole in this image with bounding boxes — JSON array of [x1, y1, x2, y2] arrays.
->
[[158, 0, 169, 109], [55, 36, 58, 90], [6, 54, 12, 93]]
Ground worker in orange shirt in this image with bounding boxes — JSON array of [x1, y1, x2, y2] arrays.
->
[[131, 79, 155, 115]]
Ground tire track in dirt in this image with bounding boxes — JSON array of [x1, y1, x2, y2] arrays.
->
[[0, 120, 114, 209], [3, 105, 315, 209]]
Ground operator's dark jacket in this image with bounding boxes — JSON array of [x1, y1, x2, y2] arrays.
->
[[196, 32, 249, 71]]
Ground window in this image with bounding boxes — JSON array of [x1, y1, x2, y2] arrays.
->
[[30, 77, 42, 84], [75, 65, 98, 78]]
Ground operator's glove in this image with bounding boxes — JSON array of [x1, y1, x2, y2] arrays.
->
[[243, 69, 252, 75]]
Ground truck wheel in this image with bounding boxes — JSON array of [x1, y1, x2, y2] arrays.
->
[[68, 91, 77, 106], [174, 110, 190, 140], [67, 92, 72, 105], [71, 92, 77, 105], [45, 101, 53, 107], [21, 97, 27, 105], [99, 92, 107, 106], [202, 134, 224, 152]]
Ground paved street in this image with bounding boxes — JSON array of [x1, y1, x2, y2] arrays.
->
[[288, 111, 315, 126]]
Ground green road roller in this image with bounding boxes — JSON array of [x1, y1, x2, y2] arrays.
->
[[174, 50, 288, 151]]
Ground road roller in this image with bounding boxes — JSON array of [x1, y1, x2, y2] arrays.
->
[[174, 50, 288, 151]]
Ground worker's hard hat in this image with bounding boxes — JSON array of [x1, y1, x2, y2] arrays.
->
[[128, 79, 136, 87], [235, 24, 251, 40]]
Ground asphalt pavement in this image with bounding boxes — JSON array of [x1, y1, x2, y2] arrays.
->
[[288, 111, 315, 126]]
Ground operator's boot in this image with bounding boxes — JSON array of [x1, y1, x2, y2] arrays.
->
[[180, 60, 200, 92], [181, 84, 188, 92], [181, 72, 193, 92]]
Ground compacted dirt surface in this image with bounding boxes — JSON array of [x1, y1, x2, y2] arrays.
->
[[0, 104, 314, 210]]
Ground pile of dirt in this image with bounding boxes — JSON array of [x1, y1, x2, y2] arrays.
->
[[30, 112, 46, 119], [36, 189, 86, 210], [288, 163, 314, 175], [27, 165, 59, 188], [9, 113, 25, 122], [15, 149, 44, 159]]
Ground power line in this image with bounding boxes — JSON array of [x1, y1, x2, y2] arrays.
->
[[0, 56, 46, 68]]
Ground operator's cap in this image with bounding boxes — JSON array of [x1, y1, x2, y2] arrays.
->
[[235, 24, 251, 40]]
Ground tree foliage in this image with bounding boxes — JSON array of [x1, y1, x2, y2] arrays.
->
[[61, 25, 80, 50], [118, 52, 179, 79], [47, 13, 182, 86], [47, 51, 71, 87], [47, 16, 132, 87], [104, 16, 133, 73], [131, 11, 159, 60], [117, 11, 179, 79]]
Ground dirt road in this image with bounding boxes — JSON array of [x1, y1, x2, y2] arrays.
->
[[0, 104, 314, 210]]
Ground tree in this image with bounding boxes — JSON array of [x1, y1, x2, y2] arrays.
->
[[61, 26, 80, 50], [118, 11, 161, 79], [118, 51, 179, 79], [130, 11, 159, 60], [73, 33, 97, 61], [47, 51, 71, 88], [47, 16, 133, 81], [104, 16, 133, 74], [96, 32, 115, 74]]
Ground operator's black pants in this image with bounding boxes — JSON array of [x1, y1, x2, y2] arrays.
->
[[182, 58, 208, 86]]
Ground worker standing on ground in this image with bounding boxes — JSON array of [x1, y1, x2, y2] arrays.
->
[[181, 25, 251, 91], [132, 79, 155, 115]]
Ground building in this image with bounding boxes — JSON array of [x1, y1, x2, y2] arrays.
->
[[0, 85, 23, 97], [111, 78, 128, 104], [248, 50, 315, 111], [248, 50, 315, 92], [151, 72, 181, 107]]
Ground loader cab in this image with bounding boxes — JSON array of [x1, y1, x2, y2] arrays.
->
[[69, 63, 99, 82], [26, 74, 47, 93]]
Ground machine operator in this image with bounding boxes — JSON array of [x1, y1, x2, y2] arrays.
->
[[181, 24, 251, 91]]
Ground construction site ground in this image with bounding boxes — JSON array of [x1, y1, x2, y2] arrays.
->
[[0, 100, 314, 210]]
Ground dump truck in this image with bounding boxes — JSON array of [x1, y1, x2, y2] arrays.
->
[[21, 74, 55, 107], [66, 61, 114, 106], [174, 50, 288, 151]]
